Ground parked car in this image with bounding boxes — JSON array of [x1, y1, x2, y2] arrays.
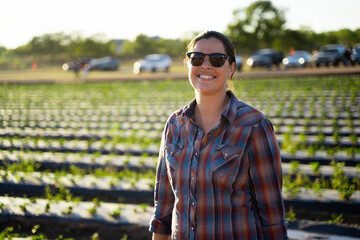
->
[[246, 49, 283, 69], [353, 44, 360, 65], [133, 54, 172, 74], [235, 55, 243, 71], [62, 57, 92, 71], [87, 57, 119, 71], [282, 51, 313, 68], [315, 44, 346, 67]]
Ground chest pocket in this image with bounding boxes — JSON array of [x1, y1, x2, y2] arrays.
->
[[164, 140, 184, 189], [165, 140, 184, 171], [212, 144, 244, 181]]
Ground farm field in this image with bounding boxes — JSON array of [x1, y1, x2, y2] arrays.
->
[[0, 75, 360, 239]]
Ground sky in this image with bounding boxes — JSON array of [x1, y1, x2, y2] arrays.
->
[[1, 0, 360, 49]]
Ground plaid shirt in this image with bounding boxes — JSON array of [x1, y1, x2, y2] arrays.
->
[[150, 91, 288, 240]]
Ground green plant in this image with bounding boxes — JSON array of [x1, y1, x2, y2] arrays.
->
[[331, 161, 355, 201], [316, 134, 325, 144], [289, 161, 300, 175], [31, 224, 41, 234], [311, 178, 325, 198], [0, 226, 19, 239], [91, 232, 100, 240], [139, 203, 148, 212], [328, 214, 344, 224], [62, 205, 73, 215], [286, 206, 296, 221], [120, 235, 128, 240], [32, 234, 49, 240], [19, 202, 29, 213], [45, 201, 51, 212], [0, 202, 6, 211], [309, 162, 320, 175], [88, 205, 97, 216]]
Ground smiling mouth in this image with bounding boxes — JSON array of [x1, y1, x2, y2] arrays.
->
[[198, 74, 216, 80]]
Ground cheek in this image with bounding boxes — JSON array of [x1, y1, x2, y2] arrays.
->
[[188, 66, 196, 85], [188, 64, 198, 77]]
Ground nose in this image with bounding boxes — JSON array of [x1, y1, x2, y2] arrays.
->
[[201, 56, 212, 68]]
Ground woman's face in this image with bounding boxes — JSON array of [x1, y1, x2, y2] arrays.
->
[[187, 37, 235, 96]]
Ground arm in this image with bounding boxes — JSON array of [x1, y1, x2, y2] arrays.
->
[[149, 122, 175, 235], [248, 118, 288, 239]]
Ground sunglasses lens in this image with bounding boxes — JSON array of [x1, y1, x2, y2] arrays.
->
[[210, 54, 226, 67], [187, 52, 228, 67], [189, 52, 204, 66]]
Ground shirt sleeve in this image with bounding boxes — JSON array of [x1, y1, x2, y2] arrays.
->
[[149, 121, 175, 235], [248, 118, 288, 239]]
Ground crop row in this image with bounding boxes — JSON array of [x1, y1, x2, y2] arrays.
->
[[0, 138, 360, 166], [1, 118, 360, 135], [1, 99, 359, 120], [1, 116, 360, 127], [0, 196, 152, 240], [1, 195, 359, 240], [0, 130, 359, 159], [1, 156, 358, 193], [1, 166, 359, 202], [0, 127, 359, 146], [0, 149, 358, 180]]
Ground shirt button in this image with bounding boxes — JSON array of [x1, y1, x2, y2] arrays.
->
[[195, 152, 198, 156], [192, 177, 195, 181], [191, 227, 194, 231], [192, 202, 195, 206]]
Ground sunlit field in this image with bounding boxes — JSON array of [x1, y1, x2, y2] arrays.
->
[[0, 76, 359, 239]]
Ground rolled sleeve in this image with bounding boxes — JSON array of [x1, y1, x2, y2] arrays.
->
[[248, 118, 288, 239]]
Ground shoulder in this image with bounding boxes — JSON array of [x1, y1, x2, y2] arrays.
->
[[166, 107, 184, 125], [233, 99, 271, 128], [161, 106, 188, 135]]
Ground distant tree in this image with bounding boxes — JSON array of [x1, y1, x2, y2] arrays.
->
[[226, 0, 286, 54], [277, 28, 318, 54], [65, 33, 115, 59], [13, 33, 68, 62], [336, 28, 359, 47], [0, 46, 7, 55], [121, 34, 187, 58], [155, 38, 187, 57]]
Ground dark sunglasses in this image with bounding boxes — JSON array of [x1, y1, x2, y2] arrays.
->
[[186, 52, 229, 67]]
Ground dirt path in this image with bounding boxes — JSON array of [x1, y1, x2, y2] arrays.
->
[[1, 65, 360, 84]]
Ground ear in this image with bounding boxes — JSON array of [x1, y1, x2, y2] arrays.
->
[[227, 61, 236, 79]]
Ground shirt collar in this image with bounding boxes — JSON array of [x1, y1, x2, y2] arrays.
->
[[177, 90, 238, 125]]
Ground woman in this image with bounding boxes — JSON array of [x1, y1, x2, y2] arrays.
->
[[149, 31, 288, 240]]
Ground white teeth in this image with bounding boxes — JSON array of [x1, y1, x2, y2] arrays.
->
[[199, 75, 214, 79]]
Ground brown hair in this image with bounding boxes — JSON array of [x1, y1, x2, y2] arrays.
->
[[187, 30, 236, 79]]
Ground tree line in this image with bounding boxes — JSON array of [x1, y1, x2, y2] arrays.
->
[[1, 1, 359, 70]]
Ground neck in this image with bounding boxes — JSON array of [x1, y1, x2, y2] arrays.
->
[[195, 90, 228, 114], [194, 90, 229, 134]]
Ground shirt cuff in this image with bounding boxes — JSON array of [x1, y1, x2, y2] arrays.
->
[[149, 219, 172, 235], [262, 221, 288, 240]]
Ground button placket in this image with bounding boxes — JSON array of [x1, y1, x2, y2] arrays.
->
[[189, 127, 202, 239]]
